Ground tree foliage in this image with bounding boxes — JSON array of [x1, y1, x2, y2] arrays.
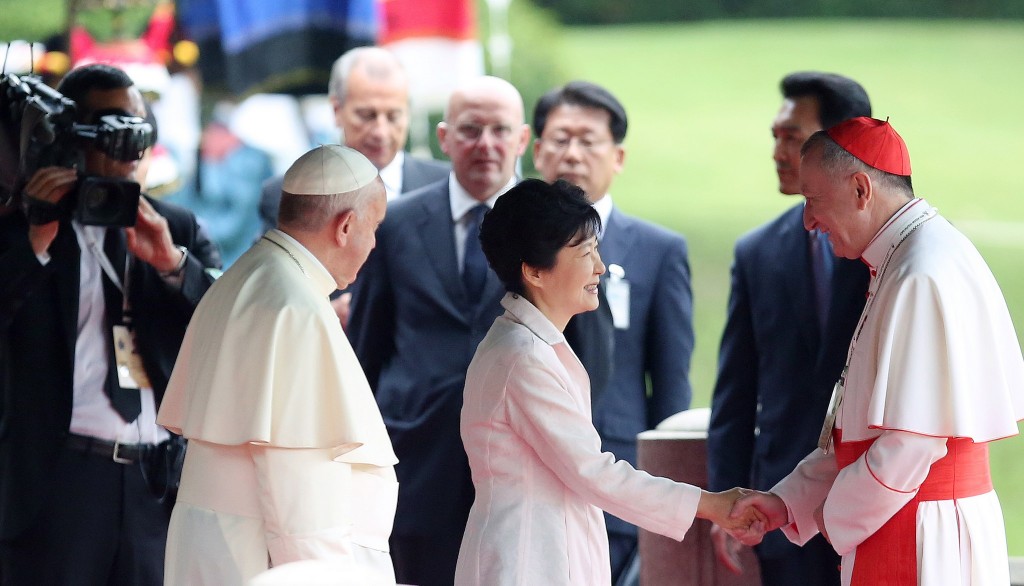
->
[[533, 0, 1024, 25]]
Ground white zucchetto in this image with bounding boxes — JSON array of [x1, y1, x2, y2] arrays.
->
[[282, 144, 378, 195]]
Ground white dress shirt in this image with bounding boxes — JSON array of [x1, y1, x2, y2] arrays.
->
[[592, 192, 613, 241], [378, 151, 404, 201], [69, 222, 167, 444]]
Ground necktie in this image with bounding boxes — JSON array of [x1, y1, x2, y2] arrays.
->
[[462, 204, 489, 300], [103, 229, 142, 423], [809, 229, 834, 334]]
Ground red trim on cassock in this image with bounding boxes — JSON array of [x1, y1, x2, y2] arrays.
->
[[833, 429, 992, 586]]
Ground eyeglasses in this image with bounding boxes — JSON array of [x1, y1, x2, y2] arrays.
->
[[450, 123, 515, 143], [539, 135, 612, 154]]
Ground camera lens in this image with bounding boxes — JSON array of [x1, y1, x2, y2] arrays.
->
[[83, 183, 111, 210], [75, 177, 141, 227]]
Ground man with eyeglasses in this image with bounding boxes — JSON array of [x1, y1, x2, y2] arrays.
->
[[531, 80, 695, 585], [346, 75, 531, 586]]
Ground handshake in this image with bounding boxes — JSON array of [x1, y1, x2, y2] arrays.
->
[[697, 488, 787, 543], [700, 488, 814, 575]]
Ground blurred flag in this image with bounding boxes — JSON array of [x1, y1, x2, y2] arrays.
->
[[177, 0, 377, 97], [379, 0, 485, 152], [65, 0, 198, 195], [68, 0, 187, 96]]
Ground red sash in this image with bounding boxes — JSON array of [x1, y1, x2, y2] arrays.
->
[[833, 430, 992, 586]]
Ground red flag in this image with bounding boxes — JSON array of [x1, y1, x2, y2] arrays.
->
[[379, 0, 484, 114], [380, 0, 477, 44]]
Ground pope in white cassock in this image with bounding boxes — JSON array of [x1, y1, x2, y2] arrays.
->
[[733, 117, 1024, 586], [157, 145, 397, 585]]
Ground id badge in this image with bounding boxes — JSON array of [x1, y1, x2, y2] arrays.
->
[[816, 380, 844, 453], [112, 324, 152, 389], [606, 264, 630, 330]]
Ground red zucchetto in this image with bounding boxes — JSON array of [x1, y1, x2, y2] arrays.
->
[[826, 116, 912, 176]]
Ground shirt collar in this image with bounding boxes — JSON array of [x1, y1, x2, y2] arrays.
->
[[378, 151, 404, 201], [500, 292, 565, 345], [449, 174, 515, 222], [860, 198, 931, 270], [592, 193, 614, 240], [265, 229, 337, 296]]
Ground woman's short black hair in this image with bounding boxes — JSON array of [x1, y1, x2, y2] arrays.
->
[[480, 178, 601, 295]]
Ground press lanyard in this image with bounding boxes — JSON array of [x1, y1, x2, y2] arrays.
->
[[85, 229, 133, 319], [817, 202, 937, 452]]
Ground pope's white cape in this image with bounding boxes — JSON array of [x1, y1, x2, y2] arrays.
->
[[158, 229, 396, 467]]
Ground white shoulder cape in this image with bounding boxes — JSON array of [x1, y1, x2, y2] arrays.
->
[[844, 212, 1024, 443], [158, 230, 397, 466]]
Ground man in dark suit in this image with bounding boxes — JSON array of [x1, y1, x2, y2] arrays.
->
[[0, 64, 221, 585], [347, 75, 531, 586], [531, 81, 695, 584], [258, 46, 449, 234], [706, 72, 872, 586]]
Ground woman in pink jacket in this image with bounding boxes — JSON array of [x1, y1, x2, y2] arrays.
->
[[454, 179, 758, 585]]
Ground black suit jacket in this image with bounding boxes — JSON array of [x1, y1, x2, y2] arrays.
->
[[707, 203, 869, 557], [0, 197, 220, 540], [347, 180, 505, 538], [257, 154, 450, 235]]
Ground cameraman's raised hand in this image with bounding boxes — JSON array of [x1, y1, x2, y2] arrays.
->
[[23, 166, 78, 255], [126, 197, 184, 274]]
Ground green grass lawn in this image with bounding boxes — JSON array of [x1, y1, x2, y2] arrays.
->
[[552, 19, 1024, 554]]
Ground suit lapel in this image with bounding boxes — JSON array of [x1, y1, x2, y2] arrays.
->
[[401, 157, 420, 192], [52, 223, 82, 365], [779, 208, 821, 355], [595, 208, 630, 325], [415, 187, 471, 321], [825, 258, 869, 358], [476, 270, 504, 318], [599, 208, 633, 268], [588, 209, 625, 328]]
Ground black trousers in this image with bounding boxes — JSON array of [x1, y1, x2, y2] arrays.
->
[[390, 534, 463, 586], [759, 534, 841, 586], [0, 444, 171, 586], [608, 532, 637, 584]]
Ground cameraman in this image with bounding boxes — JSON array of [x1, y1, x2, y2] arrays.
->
[[0, 64, 221, 585]]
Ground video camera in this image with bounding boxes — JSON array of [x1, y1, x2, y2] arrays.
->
[[0, 71, 155, 226]]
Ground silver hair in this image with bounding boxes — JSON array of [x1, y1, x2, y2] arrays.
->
[[327, 46, 406, 105], [278, 180, 381, 232]]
